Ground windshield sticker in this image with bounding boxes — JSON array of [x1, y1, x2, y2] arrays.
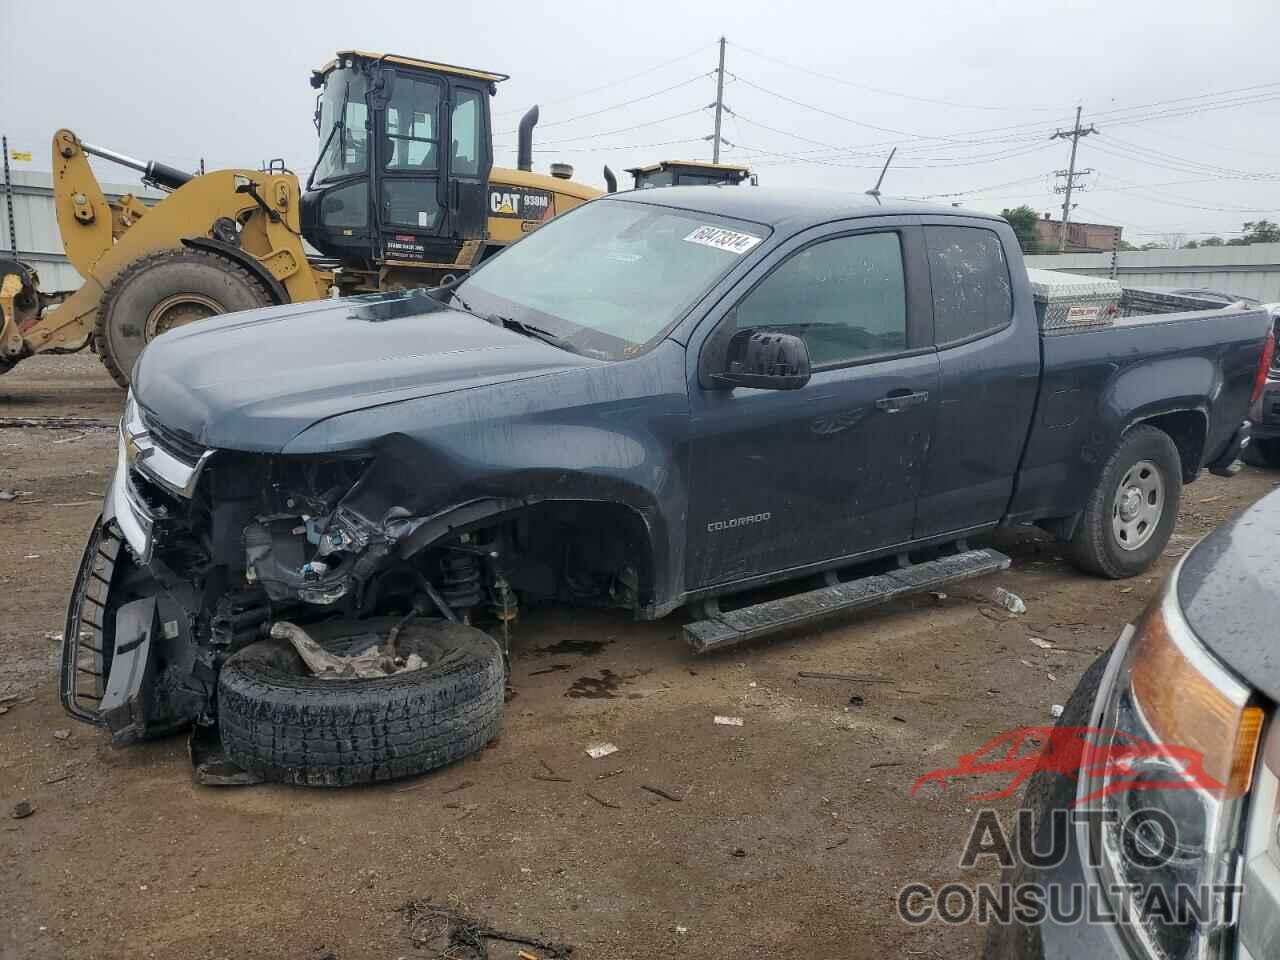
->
[[683, 225, 763, 255]]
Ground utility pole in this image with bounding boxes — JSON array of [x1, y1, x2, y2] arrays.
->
[[1050, 106, 1097, 252], [711, 36, 726, 164], [1, 136, 16, 254]]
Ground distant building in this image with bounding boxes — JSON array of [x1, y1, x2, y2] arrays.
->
[[2, 169, 164, 291], [1034, 212, 1122, 254]]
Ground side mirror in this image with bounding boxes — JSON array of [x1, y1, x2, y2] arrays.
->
[[713, 329, 811, 390]]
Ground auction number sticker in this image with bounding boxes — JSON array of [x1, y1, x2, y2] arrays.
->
[[683, 225, 763, 255]]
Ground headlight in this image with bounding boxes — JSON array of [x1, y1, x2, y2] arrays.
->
[[1084, 566, 1264, 960]]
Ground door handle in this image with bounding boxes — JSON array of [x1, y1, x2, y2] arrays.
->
[[875, 390, 929, 413]]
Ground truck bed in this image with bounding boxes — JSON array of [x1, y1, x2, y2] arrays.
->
[[1007, 303, 1272, 524]]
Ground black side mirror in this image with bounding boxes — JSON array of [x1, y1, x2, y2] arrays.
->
[[713, 329, 811, 390]]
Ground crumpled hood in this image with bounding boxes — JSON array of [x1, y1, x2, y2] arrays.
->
[[131, 289, 598, 452]]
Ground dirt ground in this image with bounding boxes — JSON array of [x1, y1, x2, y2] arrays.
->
[[2, 353, 1275, 960]]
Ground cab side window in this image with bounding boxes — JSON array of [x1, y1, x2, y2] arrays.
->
[[733, 232, 907, 367], [450, 89, 483, 178], [925, 226, 1013, 345]]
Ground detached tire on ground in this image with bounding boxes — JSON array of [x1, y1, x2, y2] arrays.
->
[[217, 618, 505, 786], [96, 248, 273, 388], [1069, 424, 1182, 579], [1242, 437, 1280, 469]]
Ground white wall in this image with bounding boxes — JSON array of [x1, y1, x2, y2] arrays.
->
[[2, 169, 164, 291], [1025, 244, 1280, 303]]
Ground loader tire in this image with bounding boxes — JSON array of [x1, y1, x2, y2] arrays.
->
[[96, 248, 272, 388], [1068, 425, 1182, 579], [217, 617, 505, 786]]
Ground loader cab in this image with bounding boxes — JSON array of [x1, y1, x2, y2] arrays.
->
[[301, 51, 505, 268], [625, 160, 754, 190]]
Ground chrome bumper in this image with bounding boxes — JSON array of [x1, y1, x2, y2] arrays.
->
[[106, 395, 214, 563]]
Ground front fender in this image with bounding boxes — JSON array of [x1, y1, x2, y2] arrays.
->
[[282, 342, 691, 612]]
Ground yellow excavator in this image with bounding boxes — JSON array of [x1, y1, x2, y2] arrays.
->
[[0, 51, 600, 387]]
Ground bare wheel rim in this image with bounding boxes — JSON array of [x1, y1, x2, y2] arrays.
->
[[1111, 459, 1165, 551], [144, 292, 222, 340]]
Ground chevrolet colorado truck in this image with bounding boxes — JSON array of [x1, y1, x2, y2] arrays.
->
[[60, 187, 1274, 785]]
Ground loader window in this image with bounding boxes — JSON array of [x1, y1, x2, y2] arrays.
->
[[313, 69, 368, 183], [450, 89, 483, 178], [385, 77, 441, 171]]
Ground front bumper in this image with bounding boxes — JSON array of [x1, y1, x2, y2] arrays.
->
[[990, 636, 1140, 960], [61, 397, 214, 738], [1249, 379, 1280, 441], [107, 396, 214, 562]]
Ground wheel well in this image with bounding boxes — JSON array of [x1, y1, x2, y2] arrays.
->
[[480, 500, 656, 610], [1132, 410, 1206, 482]]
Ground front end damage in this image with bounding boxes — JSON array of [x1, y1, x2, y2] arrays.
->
[[61, 395, 649, 746]]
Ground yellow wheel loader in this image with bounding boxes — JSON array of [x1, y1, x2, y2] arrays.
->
[[0, 51, 600, 387]]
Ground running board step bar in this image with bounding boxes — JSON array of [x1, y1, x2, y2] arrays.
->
[[684, 548, 1011, 655]]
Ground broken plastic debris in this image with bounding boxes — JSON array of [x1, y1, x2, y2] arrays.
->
[[714, 715, 744, 727], [585, 742, 618, 759], [1028, 637, 1054, 650], [1050, 704, 1065, 719], [992, 588, 1026, 614]]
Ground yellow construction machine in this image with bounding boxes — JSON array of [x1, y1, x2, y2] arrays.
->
[[0, 51, 600, 387]]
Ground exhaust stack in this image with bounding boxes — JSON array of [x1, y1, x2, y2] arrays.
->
[[603, 165, 618, 193], [517, 106, 539, 173]]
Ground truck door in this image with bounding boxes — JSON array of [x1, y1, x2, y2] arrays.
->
[[911, 219, 1040, 538], [685, 219, 940, 590]]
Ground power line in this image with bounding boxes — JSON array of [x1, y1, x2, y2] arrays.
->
[[530, 137, 709, 154], [497, 73, 711, 135], [1098, 133, 1280, 180], [909, 172, 1054, 199], [493, 42, 714, 118], [1084, 80, 1280, 123], [729, 40, 1062, 113], [533, 107, 709, 146]]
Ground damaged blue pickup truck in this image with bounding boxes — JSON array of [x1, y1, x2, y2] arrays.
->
[[61, 187, 1274, 785]]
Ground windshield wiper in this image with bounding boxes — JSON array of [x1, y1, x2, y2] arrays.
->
[[490, 314, 573, 352]]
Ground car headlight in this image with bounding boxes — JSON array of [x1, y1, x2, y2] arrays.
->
[[1084, 566, 1264, 960]]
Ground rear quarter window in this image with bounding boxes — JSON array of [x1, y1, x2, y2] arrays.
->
[[925, 226, 1013, 345]]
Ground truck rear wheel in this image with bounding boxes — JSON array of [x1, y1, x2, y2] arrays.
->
[[1068, 425, 1182, 579], [96, 248, 272, 388], [1242, 437, 1280, 469]]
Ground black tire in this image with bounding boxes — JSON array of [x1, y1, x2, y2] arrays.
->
[[95, 248, 272, 388], [1068, 425, 1182, 579], [1242, 437, 1280, 469], [217, 617, 505, 786], [982, 649, 1111, 960]]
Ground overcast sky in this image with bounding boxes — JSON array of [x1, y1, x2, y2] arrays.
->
[[3, 0, 1278, 243]]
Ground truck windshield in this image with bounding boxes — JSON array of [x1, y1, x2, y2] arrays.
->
[[455, 199, 768, 360], [312, 69, 369, 184]]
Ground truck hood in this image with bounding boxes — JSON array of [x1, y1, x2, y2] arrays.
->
[[131, 289, 599, 452]]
